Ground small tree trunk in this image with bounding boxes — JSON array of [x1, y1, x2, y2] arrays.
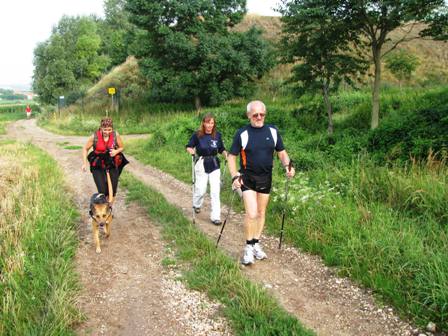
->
[[322, 84, 334, 137], [194, 96, 202, 115], [371, 48, 382, 129]]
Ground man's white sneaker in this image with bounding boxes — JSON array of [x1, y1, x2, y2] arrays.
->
[[241, 245, 255, 265], [253, 243, 267, 260]]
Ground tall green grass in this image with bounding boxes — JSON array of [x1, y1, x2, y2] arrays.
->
[[268, 156, 448, 329], [0, 142, 81, 335], [120, 172, 314, 336]]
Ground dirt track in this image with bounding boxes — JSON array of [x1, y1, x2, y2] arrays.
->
[[6, 119, 423, 336]]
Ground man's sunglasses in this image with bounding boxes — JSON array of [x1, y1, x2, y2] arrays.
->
[[252, 113, 266, 118]]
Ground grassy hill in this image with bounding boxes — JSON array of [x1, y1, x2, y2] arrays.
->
[[234, 14, 283, 42], [237, 15, 448, 84]]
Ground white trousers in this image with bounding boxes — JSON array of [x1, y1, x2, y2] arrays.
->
[[193, 158, 221, 221]]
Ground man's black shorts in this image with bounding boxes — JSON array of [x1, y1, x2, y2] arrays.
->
[[241, 173, 272, 194]]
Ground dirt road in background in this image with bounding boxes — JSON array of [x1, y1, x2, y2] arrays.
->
[[7, 119, 423, 336]]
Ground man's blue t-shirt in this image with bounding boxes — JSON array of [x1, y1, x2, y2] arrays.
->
[[186, 132, 225, 173], [229, 124, 285, 175]]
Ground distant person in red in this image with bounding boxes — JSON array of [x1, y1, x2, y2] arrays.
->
[[25, 105, 32, 119]]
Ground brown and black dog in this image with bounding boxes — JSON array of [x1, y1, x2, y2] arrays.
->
[[89, 193, 113, 253]]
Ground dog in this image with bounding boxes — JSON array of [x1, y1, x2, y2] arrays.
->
[[89, 193, 113, 253]]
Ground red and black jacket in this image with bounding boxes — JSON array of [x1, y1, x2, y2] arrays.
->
[[88, 130, 117, 170]]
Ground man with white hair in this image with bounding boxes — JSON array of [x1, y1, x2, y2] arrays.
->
[[228, 100, 295, 265]]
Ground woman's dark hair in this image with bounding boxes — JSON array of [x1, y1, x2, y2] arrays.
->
[[100, 117, 113, 129], [197, 113, 216, 138]]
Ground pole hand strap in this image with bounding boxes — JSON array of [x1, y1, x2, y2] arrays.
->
[[231, 175, 240, 183], [284, 160, 293, 172]]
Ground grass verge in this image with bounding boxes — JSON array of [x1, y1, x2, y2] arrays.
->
[[0, 112, 24, 134], [120, 172, 314, 336], [0, 142, 81, 335]]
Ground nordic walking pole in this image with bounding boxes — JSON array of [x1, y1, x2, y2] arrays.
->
[[216, 176, 241, 247], [279, 161, 293, 249], [191, 154, 196, 224]]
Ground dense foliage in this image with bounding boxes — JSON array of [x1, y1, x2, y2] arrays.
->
[[368, 89, 448, 161], [126, 0, 275, 107], [348, 0, 448, 129], [99, 0, 139, 67], [33, 16, 110, 104]]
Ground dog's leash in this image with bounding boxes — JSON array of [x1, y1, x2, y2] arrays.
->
[[106, 169, 114, 204]]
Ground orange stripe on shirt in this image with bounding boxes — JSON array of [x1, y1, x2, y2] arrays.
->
[[241, 149, 247, 170]]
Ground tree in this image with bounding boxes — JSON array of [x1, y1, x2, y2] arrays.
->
[[33, 37, 76, 104], [125, 0, 274, 109], [385, 50, 419, 88], [99, 0, 136, 67], [346, 0, 448, 129], [33, 16, 110, 105], [278, 0, 367, 137]]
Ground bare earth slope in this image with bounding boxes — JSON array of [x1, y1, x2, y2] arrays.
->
[[6, 119, 424, 336]]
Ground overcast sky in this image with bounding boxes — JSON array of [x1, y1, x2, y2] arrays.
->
[[0, 0, 280, 90]]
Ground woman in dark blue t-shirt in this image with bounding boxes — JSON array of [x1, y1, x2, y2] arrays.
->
[[186, 113, 227, 225]]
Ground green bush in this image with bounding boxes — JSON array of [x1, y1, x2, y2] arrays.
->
[[368, 103, 448, 161]]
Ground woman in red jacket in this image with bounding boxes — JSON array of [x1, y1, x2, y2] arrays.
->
[[82, 117, 128, 202]]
